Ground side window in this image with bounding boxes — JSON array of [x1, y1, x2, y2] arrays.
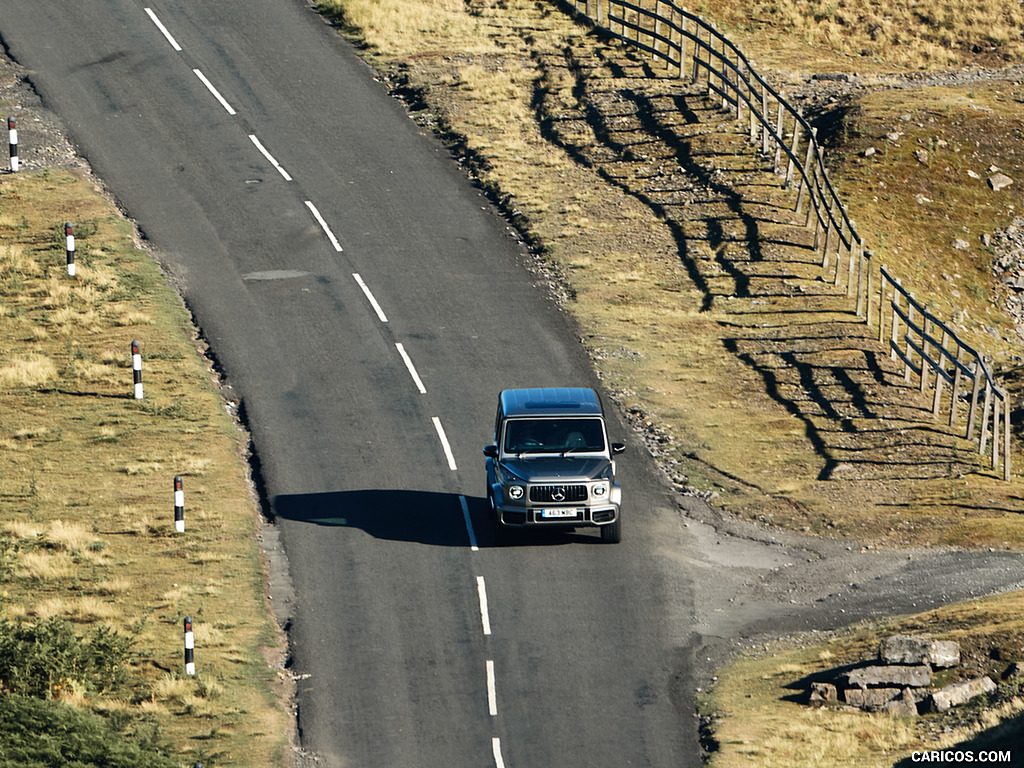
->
[[494, 404, 503, 444]]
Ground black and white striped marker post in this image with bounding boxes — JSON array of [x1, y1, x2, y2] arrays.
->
[[65, 222, 76, 277], [174, 475, 185, 533], [184, 617, 195, 676], [7, 117, 18, 172], [131, 340, 143, 400]]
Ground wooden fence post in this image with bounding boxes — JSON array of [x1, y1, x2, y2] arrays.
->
[[920, 314, 931, 395], [678, 12, 688, 79], [932, 329, 948, 418], [966, 360, 982, 440], [949, 347, 964, 429], [979, 381, 992, 455], [860, 247, 871, 322], [654, 1, 663, 58], [773, 100, 784, 173], [991, 387, 1000, 470], [761, 86, 770, 156], [795, 127, 816, 216], [890, 280, 902, 362], [785, 113, 801, 189], [692, 19, 703, 83], [1003, 395, 1012, 480], [904, 295, 916, 383], [846, 223, 858, 298]]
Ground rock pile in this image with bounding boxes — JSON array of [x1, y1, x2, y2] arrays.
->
[[991, 217, 1024, 333], [808, 635, 1003, 716]]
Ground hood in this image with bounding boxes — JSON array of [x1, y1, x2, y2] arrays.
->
[[500, 456, 611, 483]]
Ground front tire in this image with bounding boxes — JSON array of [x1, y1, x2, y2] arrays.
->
[[600, 515, 621, 544]]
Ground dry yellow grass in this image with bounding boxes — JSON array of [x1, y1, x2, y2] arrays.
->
[[705, 592, 1024, 767], [0, 353, 58, 388], [0, 169, 291, 765], [691, 0, 1024, 70]]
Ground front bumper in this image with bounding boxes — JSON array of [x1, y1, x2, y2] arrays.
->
[[491, 484, 621, 528]]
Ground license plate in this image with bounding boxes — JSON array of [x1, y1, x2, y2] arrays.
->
[[540, 508, 579, 519]]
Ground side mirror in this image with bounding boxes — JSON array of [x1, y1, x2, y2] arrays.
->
[[611, 442, 626, 455], [483, 445, 498, 458]]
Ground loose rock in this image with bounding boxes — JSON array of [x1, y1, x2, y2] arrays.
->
[[989, 173, 1014, 192], [926, 676, 996, 713]]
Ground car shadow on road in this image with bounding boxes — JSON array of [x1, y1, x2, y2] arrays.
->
[[272, 489, 473, 547], [272, 490, 604, 548]]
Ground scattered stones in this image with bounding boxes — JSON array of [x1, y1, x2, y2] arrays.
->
[[803, 635, 1002, 717], [953, 238, 970, 250], [990, 217, 1024, 333], [863, 146, 876, 157], [914, 149, 930, 166]]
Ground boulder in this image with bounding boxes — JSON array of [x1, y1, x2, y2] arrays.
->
[[879, 635, 960, 668], [989, 173, 1014, 192], [1002, 662, 1024, 680], [844, 687, 901, 708], [846, 664, 932, 688], [926, 676, 997, 713], [883, 688, 921, 717], [809, 682, 838, 705]]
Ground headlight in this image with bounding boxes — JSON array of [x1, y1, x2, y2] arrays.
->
[[592, 482, 609, 498], [508, 485, 525, 500]]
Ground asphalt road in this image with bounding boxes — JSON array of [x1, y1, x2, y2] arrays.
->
[[3, 2, 1024, 766], [0, 2, 699, 765]]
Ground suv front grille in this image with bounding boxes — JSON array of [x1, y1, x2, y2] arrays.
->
[[529, 484, 588, 503]]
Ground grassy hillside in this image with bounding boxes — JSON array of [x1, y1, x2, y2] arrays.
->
[[0, 169, 291, 766]]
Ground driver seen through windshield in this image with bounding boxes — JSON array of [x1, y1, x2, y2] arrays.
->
[[503, 418, 606, 454]]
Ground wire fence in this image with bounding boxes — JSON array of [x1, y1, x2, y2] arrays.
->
[[562, 0, 1012, 476]]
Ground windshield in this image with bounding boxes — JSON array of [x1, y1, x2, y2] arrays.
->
[[503, 418, 606, 454]]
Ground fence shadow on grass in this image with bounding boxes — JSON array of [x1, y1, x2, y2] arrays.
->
[[531, 36, 986, 484]]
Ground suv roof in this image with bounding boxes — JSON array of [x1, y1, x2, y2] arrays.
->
[[499, 387, 603, 418]]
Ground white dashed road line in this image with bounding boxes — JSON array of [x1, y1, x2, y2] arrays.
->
[[303, 200, 343, 250], [492, 738, 506, 768], [193, 69, 236, 115], [352, 273, 388, 322], [476, 576, 491, 634], [395, 343, 427, 394], [462, 495, 479, 551], [144, 8, 182, 51], [431, 417, 457, 471], [246, 134, 292, 181], [486, 660, 498, 716]]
